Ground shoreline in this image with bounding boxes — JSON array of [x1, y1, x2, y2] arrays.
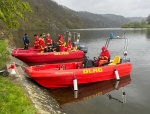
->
[[7, 46, 65, 114]]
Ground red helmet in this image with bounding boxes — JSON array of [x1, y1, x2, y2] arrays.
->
[[102, 46, 107, 51]]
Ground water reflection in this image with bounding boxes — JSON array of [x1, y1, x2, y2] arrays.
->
[[49, 75, 131, 106], [146, 29, 150, 39]]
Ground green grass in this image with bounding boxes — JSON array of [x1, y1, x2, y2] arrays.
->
[[0, 76, 37, 114], [0, 40, 37, 114], [0, 40, 10, 68]]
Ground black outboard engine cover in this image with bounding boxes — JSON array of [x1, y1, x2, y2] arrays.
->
[[73, 42, 88, 54], [83, 59, 95, 68]]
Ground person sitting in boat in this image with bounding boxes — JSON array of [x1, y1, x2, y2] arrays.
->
[[58, 34, 65, 52], [39, 34, 47, 53], [23, 33, 29, 50], [46, 33, 53, 52], [99, 46, 110, 66], [95, 46, 110, 66], [33, 34, 40, 49]]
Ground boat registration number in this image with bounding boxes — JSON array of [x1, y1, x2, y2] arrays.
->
[[83, 68, 102, 74], [54, 52, 69, 55]]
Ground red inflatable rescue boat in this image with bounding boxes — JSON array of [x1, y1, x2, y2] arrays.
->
[[24, 60, 132, 89], [11, 47, 84, 65]]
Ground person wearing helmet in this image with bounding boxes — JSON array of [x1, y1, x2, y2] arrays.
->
[[39, 34, 47, 53], [98, 46, 110, 66], [46, 33, 53, 52], [33, 34, 40, 49], [58, 34, 65, 52]]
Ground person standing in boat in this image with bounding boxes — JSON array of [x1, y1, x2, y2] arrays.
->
[[23, 33, 29, 50], [58, 34, 65, 52], [42, 33, 46, 43], [97, 46, 110, 66], [33, 34, 40, 49], [46, 33, 53, 52], [39, 34, 46, 53]]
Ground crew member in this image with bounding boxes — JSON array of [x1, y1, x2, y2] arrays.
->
[[33, 34, 40, 49], [46, 33, 53, 52], [23, 33, 29, 50], [67, 39, 72, 51], [39, 34, 46, 53], [98, 46, 110, 66], [58, 34, 64, 52]]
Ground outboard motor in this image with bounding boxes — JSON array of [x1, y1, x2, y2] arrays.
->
[[83, 58, 95, 68], [73, 42, 88, 54]]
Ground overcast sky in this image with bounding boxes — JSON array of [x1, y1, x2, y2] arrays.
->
[[54, 0, 149, 17]]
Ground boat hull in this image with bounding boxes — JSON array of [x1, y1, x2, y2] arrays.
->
[[25, 62, 132, 89], [11, 47, 84, 65]]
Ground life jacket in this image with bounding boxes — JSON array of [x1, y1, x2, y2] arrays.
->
[[58, 37, 64, 46], [67, 40, 72, 50], [34, 40, 39, 46], [99, 50, 110, 66], [39, 37, 45, 49], [46, 36, 52, 45], [99, 50, 110, 61]]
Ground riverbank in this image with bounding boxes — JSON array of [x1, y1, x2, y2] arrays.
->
[[0, 40, 65, 114]]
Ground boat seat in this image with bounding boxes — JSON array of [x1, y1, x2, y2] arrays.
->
[[108, 56, 120, 65]]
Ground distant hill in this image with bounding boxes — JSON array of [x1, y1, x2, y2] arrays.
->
[[101, 14, 132, 26], [12, 0, 146, 30], [127, 17, 146, 22], [79, 12, 132, 27]]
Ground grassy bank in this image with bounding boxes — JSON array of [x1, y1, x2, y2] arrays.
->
[[0, 40, 37, 114], [0, 40, 9, 68]]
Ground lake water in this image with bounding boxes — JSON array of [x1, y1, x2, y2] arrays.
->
[[16, 28, 150, 114]]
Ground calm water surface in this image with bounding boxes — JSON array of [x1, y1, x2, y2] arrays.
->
[[16, 28, 150, 114]]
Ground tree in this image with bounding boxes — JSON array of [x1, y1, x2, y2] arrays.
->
[[0, 0, 32, 28], [146, 14, 150, 24]]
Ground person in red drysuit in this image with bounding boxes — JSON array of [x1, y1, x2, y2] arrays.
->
[[46, 33, 53, 52], [98, 46, 110, 66], [58, 34, 64, 52], [95, 46, 110, 66], [33, 34, 40, 49], [39, 34, 46, 53], [67, 39, 73, 51], [46, 33, 52, 46]]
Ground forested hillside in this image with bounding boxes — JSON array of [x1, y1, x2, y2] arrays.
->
[[14, 0, 144, 30], [127, 17, 146, 22]]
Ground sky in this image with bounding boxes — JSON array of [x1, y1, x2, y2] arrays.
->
[[53, 0, 149, 17]]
